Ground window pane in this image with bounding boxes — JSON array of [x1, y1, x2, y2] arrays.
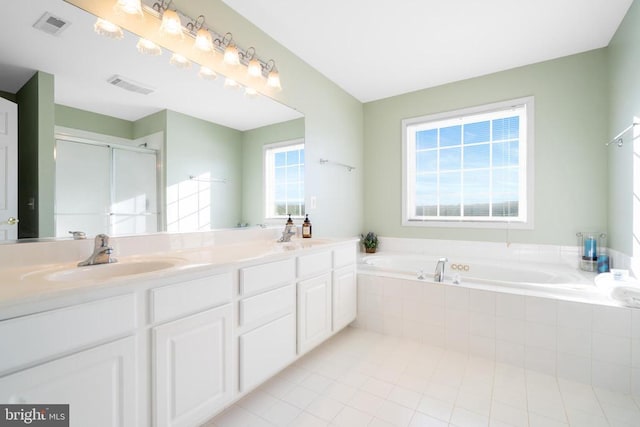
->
[[492, 200, 519, 217], [286, 165, 299, 183], [439, 147, 461, 171], [493, 116, 519, 140], [416, 173, 437, 195], [416, 205, 437, 217], [439, 171, 461, 215], [464, 121, 490, 144], [463, 144, 490, 169], [274, 152, 286, 167], [463, 170, 490, 216], [286, 149, 299, 164], [275, 166, 286, 182], [493, 141, 519, 167], [299, 150, 304, 163], [417, 150, 437, 172], [440, 125, 461, 147], [416, 129, 437, 150], [492, 167, 519, 194]]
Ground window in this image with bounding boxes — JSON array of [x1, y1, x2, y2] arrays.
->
[[402, 97, 534, 228], [264, 140, 305, 218]]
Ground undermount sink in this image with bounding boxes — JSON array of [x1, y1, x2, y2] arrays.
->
[[23, 258, 184, 283]]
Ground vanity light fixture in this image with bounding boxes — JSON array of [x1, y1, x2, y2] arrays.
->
[[154, 0, 183, 38], [136, 37, 162, 55], [265, 60, 282, 91], [244, 47, 262, 78], [245, 86, 258, 98], [186, 15, 213, 53], [198, 66, 217, 80], [169, 52, 191, 69], [216, 32, 240, 66], [224, 77, 240, 89], [93, 18, 123, 39]]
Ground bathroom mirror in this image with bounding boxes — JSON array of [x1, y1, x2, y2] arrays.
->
[[0, 0, 304, 241]]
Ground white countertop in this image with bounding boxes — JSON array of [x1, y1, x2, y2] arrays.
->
[[0, 236, 358, 319]]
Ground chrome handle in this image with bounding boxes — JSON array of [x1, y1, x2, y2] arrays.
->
[[6, 217, 19, 225]]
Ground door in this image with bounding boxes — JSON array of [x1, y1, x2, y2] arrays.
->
[[332, 266, 357, 331], [0, 336, 137, 427], [153, 304, 232, 427], [0, 97, 17, 240], [297, 273, 332, 354]]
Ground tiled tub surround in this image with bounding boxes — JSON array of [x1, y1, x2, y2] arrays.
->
[[354, 238, 640, 395]]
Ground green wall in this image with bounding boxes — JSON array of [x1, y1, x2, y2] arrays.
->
[[241, 118, 305, 225], [608, 0, 640, 255], [55, 104, 134, 139], [363, 49, 609, 246], [16, 71, 55, 239], [165, 110, 244, 229], [0, 91, 16, 102]]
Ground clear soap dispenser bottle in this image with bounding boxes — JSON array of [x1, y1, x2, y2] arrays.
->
[[302, 214, 312, 238]]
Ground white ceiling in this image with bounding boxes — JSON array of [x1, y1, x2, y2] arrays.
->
[[223, 0, 634, 102], [0, 0, 302, 131]]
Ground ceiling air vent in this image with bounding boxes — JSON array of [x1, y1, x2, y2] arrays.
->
[[107, 75, 155, 95], [33, 12, 71, 36]]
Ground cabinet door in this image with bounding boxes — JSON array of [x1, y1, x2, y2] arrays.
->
[[333, 266, 357, 331], [297, 273, 332, 355], [153, 304, 232, 427], [238, 313, 296, 392], [0, 336, 137, 427]]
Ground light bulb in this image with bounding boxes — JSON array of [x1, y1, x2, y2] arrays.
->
[[247, 58, 262, 78], [115, 0, 142, 16], [136, 38, 162, 56], [224, 78, 239, 89], [94, 18, 123, 39], [194, 28, 213, 52], [267, 69, 282, 91], [160, 9, 183, 37], [223, 44, 240, 66]]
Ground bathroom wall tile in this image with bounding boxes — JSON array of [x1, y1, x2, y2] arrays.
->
[[382, 279, 405, 298], [445, 286, 469, 310], [422, 325, 445, 348], [525, 297, 557, 326], [592, 333, 631, 366], [366, 293, 384, 315], [403, 281, 424, 300], [632, 309, 640, 339], [423, 304, 445, 327], [468, 289, 495, 314], [469, 312, 495, 339], [557, 301, 592, 331], [525, 322, 557, 351], [592, 305, 632, 337], [383, 315, 403, 337], [469, 335, 495, 360], [591, 360, 631, 393], [632, 368, 640, 396], [632, 338, 640, 368], [525, 346, 556, 376], [445, 330, 469, 354], [383, 296, 403, 317], [496, 341, 525, 367], [496, 293, 525, 319], [496, 317, 525, 344], [402, 319, 425, 342], [557, 353, 591, 384], [445, 309, 469, 334], [423, 283, 445, 306], [403, 298, 426, 322], [557, 327, 591, 356]]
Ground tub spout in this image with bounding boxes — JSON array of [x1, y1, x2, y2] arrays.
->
[[434, 257, 448, 282]]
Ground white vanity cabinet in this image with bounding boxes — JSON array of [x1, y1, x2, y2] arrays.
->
[[237, 259, 296, 392], [332, 245, 357, 331], [297, 251, 333, 354], [150, 272, 233, 427], [0, 294, 138, 427]]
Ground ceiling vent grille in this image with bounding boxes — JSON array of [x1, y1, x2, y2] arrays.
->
[[107, 75, 155, 95], [33, 12, 71, 36]]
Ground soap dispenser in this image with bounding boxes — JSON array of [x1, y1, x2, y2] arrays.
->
[[302, 214, 312, 238]]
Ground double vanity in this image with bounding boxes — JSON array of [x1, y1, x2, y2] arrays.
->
[[0, 230, 358, 427]]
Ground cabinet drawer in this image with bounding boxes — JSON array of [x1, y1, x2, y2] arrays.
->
[[240, 258, 295, 296], [239, 285, 295, 328], [333, 244, 356, 269], [239, 313, 295, 392], [297, 251, 332, 279], [151, 272, 232, 324], [0, 294, 137, 374]]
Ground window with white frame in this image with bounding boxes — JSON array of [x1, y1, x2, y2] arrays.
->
[[402, 97, 534, 227], [264, 140, 305, 218]]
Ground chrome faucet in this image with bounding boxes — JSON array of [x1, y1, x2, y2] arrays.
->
[[78, 234, 117, 266], [278, 223, 296, 242], [434, 257, 448, 282]]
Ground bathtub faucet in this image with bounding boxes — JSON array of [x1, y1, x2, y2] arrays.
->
[[434, 257, 448, 282]]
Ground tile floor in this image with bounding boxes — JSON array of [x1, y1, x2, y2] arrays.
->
[[204, 327, 640, 427]]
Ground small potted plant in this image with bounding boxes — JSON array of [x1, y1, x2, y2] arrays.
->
[[361, 232, 379, 253]]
